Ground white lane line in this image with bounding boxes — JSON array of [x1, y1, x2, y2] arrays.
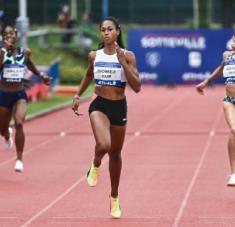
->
[[0, 123, 82, 169], [172, 109, 223, 227], [21, 175, 86, 227], [0, 217, 18, 219], [20, 130, 143, 227], [0, 136, 60, 168]]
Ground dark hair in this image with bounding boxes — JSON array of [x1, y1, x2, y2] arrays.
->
[[1, 24, 17, 36], [97, 16, 124, 49]]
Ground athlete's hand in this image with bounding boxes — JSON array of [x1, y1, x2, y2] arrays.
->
[[196, 81, 207, 95], [115, 42, 127, 66], [72, 97, 82, 116], [231, 35, 235, 50], [42, 74, 52, 86], [231, 42, 235, 50]]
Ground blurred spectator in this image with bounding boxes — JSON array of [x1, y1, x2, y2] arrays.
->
[[78, 12, 93, 51], [80, 12, 92, 36], [57, 4, 76, 44]]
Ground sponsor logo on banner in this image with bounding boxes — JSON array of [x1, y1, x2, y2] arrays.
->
[[141, 34, 206, 50], [188, 51, 202, 68], [145, 52, 160, 68], [182, 71, 211, 81], [139, 72, 158, 81], [128, 29, 233, 84]]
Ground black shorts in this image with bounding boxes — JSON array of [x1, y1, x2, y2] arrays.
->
[[89, 96, 127, 126], [223, 95, 235, 105], [0, 90, 28, 109]]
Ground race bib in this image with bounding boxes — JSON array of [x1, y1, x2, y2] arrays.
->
[[94, 62, 122, 81], [2, 65, 25, 83], [95, 68, 122, 81]]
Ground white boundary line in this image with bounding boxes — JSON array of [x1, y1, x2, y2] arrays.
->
[[51, 216, 235, 220], [0, 136, 60, 168], [21, 176, 86, 227], [0, 96, 91, 169], [21, 91, 192, 227], [172, 109, 223, 227], [0, 121, 81, 169], [0, 217, 18, 219]]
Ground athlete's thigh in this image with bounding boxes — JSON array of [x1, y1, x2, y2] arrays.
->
[[223, 101, 235, 129], [90, 111, 111, 145], [110, 125, 126, 153], [12, 100, 27, 124], [0, 106, 12, 130]]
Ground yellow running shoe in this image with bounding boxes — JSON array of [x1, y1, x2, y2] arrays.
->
[[86, 163, 99, 186], [110, 196, 122, 218]]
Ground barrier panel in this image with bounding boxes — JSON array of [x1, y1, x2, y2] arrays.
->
[[128, 29, 234, 85], [25, 59, 60, 102]]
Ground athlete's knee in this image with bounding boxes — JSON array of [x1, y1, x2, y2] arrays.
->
[[14, 120, 24, 130], [96, 141, 111, 154], [109, 151, 121, 162]]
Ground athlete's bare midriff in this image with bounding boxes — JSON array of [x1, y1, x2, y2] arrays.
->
[[94, 85, 125, 100], [226, 83, 235, 97]]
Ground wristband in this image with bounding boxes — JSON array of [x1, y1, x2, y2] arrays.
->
[[39, 72, 45, 78], [74, 94, 80, 99]]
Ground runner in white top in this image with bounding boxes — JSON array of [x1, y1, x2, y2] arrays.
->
[[196, 34, 235, 186], [72, 16, 141, 218]]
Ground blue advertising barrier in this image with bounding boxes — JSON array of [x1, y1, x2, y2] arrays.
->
[[25, 59, 60, 101], [128, 29, 234, 85]]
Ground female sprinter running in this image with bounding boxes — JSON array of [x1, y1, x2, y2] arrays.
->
[[72, 16, 141, 218], [196, 34, 235, 186], [0, 24, 51, 172]]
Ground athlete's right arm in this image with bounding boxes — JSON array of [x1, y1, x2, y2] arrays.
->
[[76, 51, 96, 96], [72, 51, 95, 113], [196, 52, 227, 95]]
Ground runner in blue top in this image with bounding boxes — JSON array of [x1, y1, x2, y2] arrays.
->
[[196, 34, 235, 186], [0, 24, 51, 172], [72, 16, 141, 218]]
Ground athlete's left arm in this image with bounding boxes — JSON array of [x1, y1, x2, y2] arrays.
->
[[116, 46, 141, 93], [124, 51, 141, 92], [25, 48, 51, 85]]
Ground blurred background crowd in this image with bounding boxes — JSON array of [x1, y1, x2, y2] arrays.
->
[[0, 0, 234, 108]]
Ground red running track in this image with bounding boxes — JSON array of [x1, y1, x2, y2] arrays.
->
[[0, 85, 233, 227]]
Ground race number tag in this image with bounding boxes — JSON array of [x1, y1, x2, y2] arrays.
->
[[2, 65, 25, 83], [95, 67, 122, 81], [223, 64, 235, 78]]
